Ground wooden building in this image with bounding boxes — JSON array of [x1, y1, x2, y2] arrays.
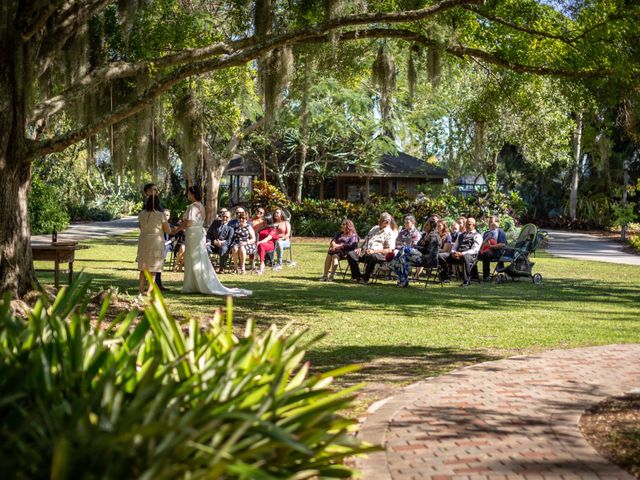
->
[[311, 152, 447, 201]]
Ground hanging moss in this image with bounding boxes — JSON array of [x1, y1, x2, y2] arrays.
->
[[261, 46, 293, 127], [174, 92, 203, 180], [325, 0, 343, 51], [372, 44, 396, 126], [254, 0, 272, 39], [426, 47, 442, 87], [407, 45, 419, 105], [474, 120, 486, 163]]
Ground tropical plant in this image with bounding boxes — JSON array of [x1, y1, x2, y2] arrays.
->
[[250, 180, 290, 213], [0, 278, 376, 479]]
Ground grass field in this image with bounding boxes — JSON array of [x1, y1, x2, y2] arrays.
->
[[35, 234, 640, 402]]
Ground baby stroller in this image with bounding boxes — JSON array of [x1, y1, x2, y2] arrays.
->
[[494, 224, 547, 284]]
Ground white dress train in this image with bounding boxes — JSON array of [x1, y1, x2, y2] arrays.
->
[[181, 202, 252, 297]]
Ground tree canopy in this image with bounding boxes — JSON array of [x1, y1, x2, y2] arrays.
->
[[1, 0, 640, 295]]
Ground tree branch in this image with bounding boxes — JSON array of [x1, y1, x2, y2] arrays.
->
[[299, 28, 607, 78], [31, 42, 233, 121], [462, 6, 576, 46], [31, 0, 482, 121], [30, 1, 606, 159], [37, 0, 112, 72], [21, 0, 65, 42]]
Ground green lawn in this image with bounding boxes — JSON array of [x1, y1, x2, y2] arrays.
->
[[35, 234, 640, 399]]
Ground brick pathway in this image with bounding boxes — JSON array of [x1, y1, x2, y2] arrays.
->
[[356, 344, 640, 479]]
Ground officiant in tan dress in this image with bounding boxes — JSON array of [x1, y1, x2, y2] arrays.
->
[[137, 194, 176, 295]]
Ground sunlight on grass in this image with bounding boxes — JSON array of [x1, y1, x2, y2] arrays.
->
[[35, 235, 640, 389]]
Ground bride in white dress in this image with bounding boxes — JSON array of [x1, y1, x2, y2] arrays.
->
[[181, 186, 252, 297]]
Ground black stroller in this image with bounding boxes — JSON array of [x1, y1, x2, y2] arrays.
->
[[494, 224, 547, 284]]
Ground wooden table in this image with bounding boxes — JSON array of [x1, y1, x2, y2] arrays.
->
[[31, 243, 87, 288]]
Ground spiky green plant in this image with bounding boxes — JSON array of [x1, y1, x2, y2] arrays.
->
[[0, 276, 377, 479]]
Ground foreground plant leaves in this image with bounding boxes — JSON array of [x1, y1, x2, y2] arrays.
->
[[0, 276, 378, 479]]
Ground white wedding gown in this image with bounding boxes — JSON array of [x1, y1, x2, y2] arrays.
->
[[182, 202, 252, 297]]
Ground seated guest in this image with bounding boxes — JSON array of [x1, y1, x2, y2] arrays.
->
[[478, 216, 507, 281], [392, 216, 439, 287], [388, 215, 400, 254], [230, 212, 256, 274], [273, 208, 291, 270], [395, 215, 421, 251], [207, 209, 234, 273], [252, 207, 266, 232], [438, 217, 482, 286], [207, 207, 229, 239], [229, 206, 248, 229], [206, 207, 229, 248], [254, 215, 278, 274], [346, 212, 394, 284], [320, 219, 359, 282], [436, 220, 453, 250], [450, 221, 461, 243]]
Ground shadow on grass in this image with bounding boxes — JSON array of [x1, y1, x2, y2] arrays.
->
[[38, 267, 640, 323], [306, 345, 500, 386]]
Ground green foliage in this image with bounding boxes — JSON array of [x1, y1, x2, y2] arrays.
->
[[250, 180, 289, 212], [281, 182, 526, 237], [28, 176, 70, 234], [30, 145, 143, 225], [0, 278, 376, 479], [613, 202, 637, 228], [629, 234, 640, 254], [161, 192, 190, 223]]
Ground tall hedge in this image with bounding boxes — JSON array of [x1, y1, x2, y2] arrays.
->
[[250, 182, 526, 237]]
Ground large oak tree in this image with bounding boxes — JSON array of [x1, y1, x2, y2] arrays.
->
[[1, 0, 637, 295]]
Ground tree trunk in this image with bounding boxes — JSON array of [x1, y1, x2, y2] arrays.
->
[[569, 111, 584, 221], [0, 16, 38, 296], [0, 158, 37, 296], [295, 55, 311, 203], [621, 159, 630, 241], [204, 155, 227, 225]]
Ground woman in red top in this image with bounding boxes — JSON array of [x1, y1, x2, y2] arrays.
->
[[255, 215, 279, 274]]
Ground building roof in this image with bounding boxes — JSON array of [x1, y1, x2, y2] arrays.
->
[[339, 152, 447, 178], [223, 151, 448, 179], [224, 155, 261, 176]]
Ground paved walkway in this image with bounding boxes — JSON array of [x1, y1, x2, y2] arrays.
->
[[31, 216, 138, 244], [357, 344, 640, 479], [546, 230, 640, 266]]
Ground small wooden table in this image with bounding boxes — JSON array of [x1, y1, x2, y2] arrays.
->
[[31, 242, 87, 288]]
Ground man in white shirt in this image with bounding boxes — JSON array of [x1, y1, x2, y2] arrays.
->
[[438, 217, 482, 286], [346, 212, 394, 284]]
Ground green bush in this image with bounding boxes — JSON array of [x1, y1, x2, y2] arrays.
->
[[0, 278, 376, 479], [161, 192, 190, 223], [284, 189, 525, 237], [28, 176, 70, 234], [629, 234, 640, 254], [250, 180, 289, 213]]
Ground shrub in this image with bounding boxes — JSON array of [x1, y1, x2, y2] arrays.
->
[[250, 180, 289, 213], [28, 176, 70, 234], [284, 191, 525, 237], [161, 193, 189, 223], [0, 278, 376, 479], [629, 234, 640, 254]]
